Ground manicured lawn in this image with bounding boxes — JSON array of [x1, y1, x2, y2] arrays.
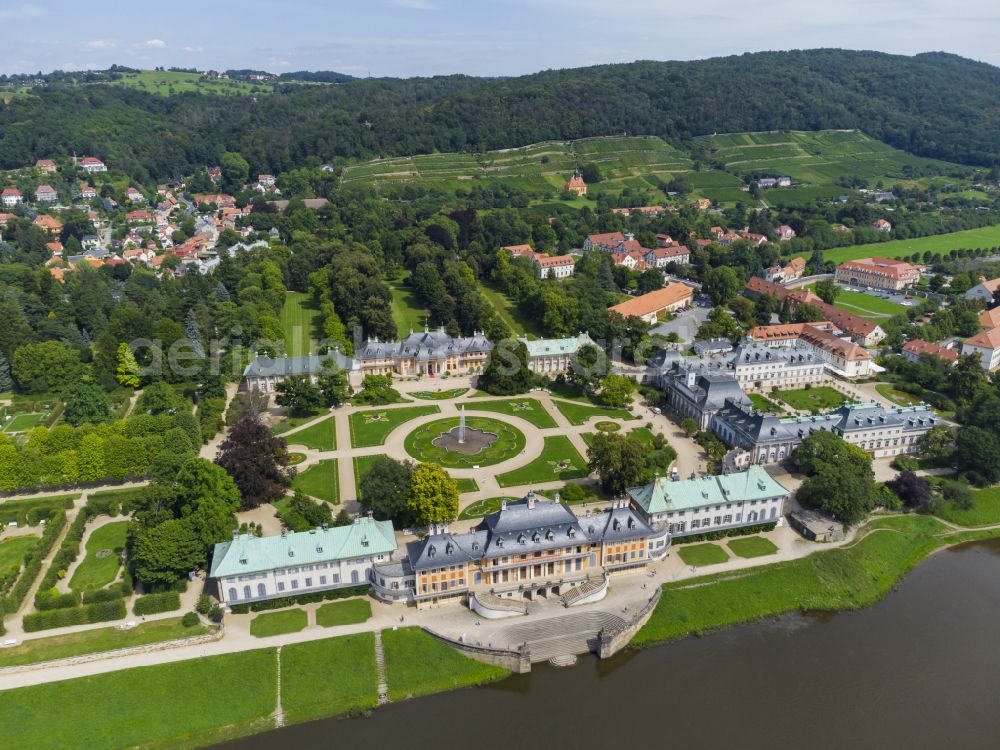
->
[[389, 275, 429, 338], [875, 383, 921, 407], [382, 627, 508, 701], [477, 282, 539, 338], [272, 409, 325, 435], [633, 515, 953, 648], [411, 388, 469, 400], [0, 617, 214, 668], [250, 609, 308, 638], [465, 398, 558, 428], [454, 477, 479, 493], [934, 485, 1000, 527], [315, 598, 372, 628], [773, 386, 854, 412], [285, 416, 337, 451], [349, 405, 440, 448], [828, 289, 906, 319], [496, 435, 589, 487], [552, 398, 636, 425], [291, 459, 340, 504], [68, 521, 128, 592], [280, 633, 378, 724], [748, 393, 785, 413], [0, 535, 37, 574], [353, 455, 378, 496], [0, 649, 277, 750], [457, 497, 509, 520], [2, 412, 46, 432], [403, 416, 526, 468], [727, 536, 779, 559], [281, 291, 322, 358], [676, 543, 730, 567]]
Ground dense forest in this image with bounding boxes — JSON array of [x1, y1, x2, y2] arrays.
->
[[4, 50, 1000, 180]]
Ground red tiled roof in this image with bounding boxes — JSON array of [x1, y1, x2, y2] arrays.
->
[[965, 327, 1000, 350], [608, 282, 693, 317], [903, 339, 958, 363], [837, 257, 918, 280], [979, 307, 1000, 329]]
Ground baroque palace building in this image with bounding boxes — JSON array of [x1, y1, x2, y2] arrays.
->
[[372, 493, 670, 614]]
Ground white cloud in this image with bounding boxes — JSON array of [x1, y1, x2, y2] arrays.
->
[[182, 46, 204, 53], [137, 39, 167, 49], [81, 40, 116, 50]]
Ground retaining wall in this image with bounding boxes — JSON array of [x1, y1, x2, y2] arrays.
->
[[422, 626, 532, 674], [597, 588, 661, 659]]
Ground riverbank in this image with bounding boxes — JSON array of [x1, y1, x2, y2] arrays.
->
[[632, 514, 998, 648]]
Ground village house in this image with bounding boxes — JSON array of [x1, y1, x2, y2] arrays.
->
[[764, 256, 806, 282], [80, 156, 107, 173], [962, 327, 1000, 372], [2, 188, 23, 207], [835, 257, 919, 291], [126, 187, 145, 204], [608, 282, 694, 323], [207, 166, 222, 183], [34, 184, 57, 202], [902, 339, 958, 365], [583, 231, 630, 252], [873, 218, 892, 232], [34, 159, 57, 173], [125, 210, 155, 224], [32, 214, 63, 235], [78, 184, 97, 200], [534, 253, 575, 279], [695, 198, 712, 210], [258, 174, 276, 187], [627, 466, 789, 537], [564, 170, 587, 196], [210, 516, 398, 607], [964, 276, 1000, 304], [979, 307, 1000, 330], [643, 244, 691, 268], [774, 224, 797, 241]]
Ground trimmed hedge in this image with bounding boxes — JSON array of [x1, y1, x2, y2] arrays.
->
[[22, 598, 127, 632], [33, 511, 91, 610], [34, 591, 80, 611], [133, 591, 181, 616], [1, 511, 66, 613], [82, 580, 132, 604], [84, 494, 123, 518], [672, 522, 778, 545], [0, 496, 75, 527], [228, 585, 369, 614]]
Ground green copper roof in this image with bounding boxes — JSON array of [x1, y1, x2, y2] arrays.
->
[[209, 517, 397, 578], [627, 465, 789, 515], [518, 333, 597, 358]]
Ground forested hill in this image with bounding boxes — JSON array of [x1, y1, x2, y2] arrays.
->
[[3, 49, 1000, 179]]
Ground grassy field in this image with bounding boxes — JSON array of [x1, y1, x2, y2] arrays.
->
[[875, 383, 922, 407], [2, 412, 47, 432], [404, 416, 526, 468], [281, 292, 322, 358], [496, 435, 588, 487], [388, 275, 429, 337], [934, 486, 1000, 527], [280, 633, 378, 724], [291, 459, 340, 504], [271, 409, 326, 435], [727, 536, 779, 559], [349, 405, 440, 447], [411, 388, 469, 400], [284, 416, 336, 451], [315, 598, 372, 628], [633, 515, 954, 649], [552, 398, 636, 425], [676, 543, 730, 567], [747, 393, 786, 413], [353, 455, 379, 496], [458, 497, 510, 520], [107, 69, 274, 96], [68, 521, 128, 592], [477, 282, 538, 338], [811, 286, 907, 319], [382, 627, 509, 701], [0, 649, 277, 750], [466, 397, 558, 428], [773, 386, 854, 412], [795, 224, 1000, 264], [250, 609, 309, 638], [0, 617, 213, 668]]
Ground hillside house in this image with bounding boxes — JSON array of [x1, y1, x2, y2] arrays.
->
[[80, 156, 107, 173], [2, 188, 23, 207], [35, 185, 57, 202], [564, 170, 587, 196], [34, 159, 57, 173]]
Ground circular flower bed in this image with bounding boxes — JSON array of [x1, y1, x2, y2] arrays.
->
[[287, 452, 306, 466], [404, 416, 526, 468], [594, 421, 621, 433]]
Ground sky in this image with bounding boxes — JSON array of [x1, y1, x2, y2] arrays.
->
[[2, 0, 1000, 77]]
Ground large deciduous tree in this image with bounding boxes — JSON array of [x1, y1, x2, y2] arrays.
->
[[12, 341, 85, 393], [406, 463, 459, 527], [215, 413, 291, 509], [359, 455, 415, 526], [477, 339, 533, 395], [587, 432, 645, 496], [62, 383, 113, 426], [598, 374, 634, 408], [275, 374, 324, 415], [130, 518, 205, 587]]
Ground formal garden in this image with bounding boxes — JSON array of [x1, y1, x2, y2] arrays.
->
[[772, 385, 856, 413], [349, 405, 440, 448], [403, 415, 526, 468], [496, 435, 588, 487], [284, 416, 337, 451], [462, 398, 558, 428]]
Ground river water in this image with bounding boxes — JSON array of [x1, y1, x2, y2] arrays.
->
[[217, 540, 1000, 750]]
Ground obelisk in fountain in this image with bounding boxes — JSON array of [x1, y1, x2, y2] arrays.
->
[[458, 405, 466, 444]]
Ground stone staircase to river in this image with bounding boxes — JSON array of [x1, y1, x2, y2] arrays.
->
[[494, 611, 627, 663]]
